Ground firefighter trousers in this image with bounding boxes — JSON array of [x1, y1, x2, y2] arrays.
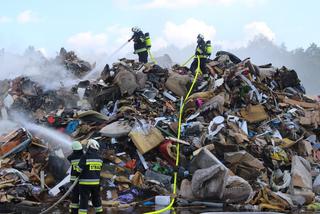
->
[[138, 51, 148, 63], [190, 57, 207, 74], [78, 185, 102, 214], [69, 182, 80, 214]]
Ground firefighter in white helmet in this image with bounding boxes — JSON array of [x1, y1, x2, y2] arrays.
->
[[77, 139, 103, 214]]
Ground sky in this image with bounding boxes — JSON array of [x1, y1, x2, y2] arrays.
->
[[1, 0, 320, 59]]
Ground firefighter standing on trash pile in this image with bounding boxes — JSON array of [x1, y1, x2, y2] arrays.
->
[[128, 27, 149, 63], [190, 34, 212, 74], [67, 141, 83, 214], [77, 139, 103, 214]]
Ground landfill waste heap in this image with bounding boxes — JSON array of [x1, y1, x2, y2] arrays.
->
[[0, 48, 320, 213]]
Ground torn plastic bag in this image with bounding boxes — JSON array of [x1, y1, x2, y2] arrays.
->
[[100, 120, 132, 138], [0, 168, 29, 182], [190, 148, 253, 203], [271, 169, 291, 192], [65, 120, 80, 134], [145, 170, 172, 189], [191, 164, 228, 199], [289, 155, 315, 205], [222, 175, 253, 203], [197, 93, 225, 115], [118, 188, 141, 204], [224, 150, 265, 181], [191, 162, 253, 203], [165, 73, 193, 97], [207, 116, 225, 139]]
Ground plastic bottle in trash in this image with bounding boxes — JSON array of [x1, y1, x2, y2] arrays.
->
[[155, 196, 171, 206]]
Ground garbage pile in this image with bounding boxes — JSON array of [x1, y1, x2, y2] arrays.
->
[[0, 50, 320, 212], [0, 127, 69, 208], [56, 47, 94, 78]]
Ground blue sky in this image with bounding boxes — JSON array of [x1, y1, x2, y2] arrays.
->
[[1, 0, 320, 58]]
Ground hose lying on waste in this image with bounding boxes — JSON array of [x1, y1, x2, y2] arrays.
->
[[145, 56, 201, 214], [147, 49, 158, 64], [43, 56, 201, 214], [40, 177, 79, 214], [181, 54, 195, 67]]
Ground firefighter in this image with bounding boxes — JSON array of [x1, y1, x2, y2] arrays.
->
[[128, 27, 148, 63], [77, 139, 103, 214], [190, 34, 208, 74], [67, 141, 83, 214]]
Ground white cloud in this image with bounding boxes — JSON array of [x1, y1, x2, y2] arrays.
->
[[244, 21, 275, 41], [163, 18, 216, 48], [0, 16, 11, 23], [106, 25, 133, 55], [215, 40, 246, 50], [66, 26, 132, 59], [66, 32, 108, 54], [66, 32, 109, 64], [111, 0, 130, 8], [139, 0, 232, 9], [106, 25, 131, 44], [152, 37, 168, 51], [136, 0, 266, 9], [214, 21, 275, 50], [17, 10, 39, 24]]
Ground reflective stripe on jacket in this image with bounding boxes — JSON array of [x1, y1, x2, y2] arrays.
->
[[67, 151, 83, 182], [78, 149, 103, 186], [134, 47, 147, 54]]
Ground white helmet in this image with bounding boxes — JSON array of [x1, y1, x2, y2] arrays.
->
[[87, 139, 100, 150], [132, 26, 140, 33], [197, 34, 204, 40], [72, 141, 83, 151]]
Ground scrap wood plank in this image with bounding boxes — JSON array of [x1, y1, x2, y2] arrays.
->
[[278, 95, 320, 109]]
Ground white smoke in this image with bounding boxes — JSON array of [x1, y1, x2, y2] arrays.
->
[[0, 112, 73, 151], [0, 120, 19, 135], [0, 47, 80, 90]]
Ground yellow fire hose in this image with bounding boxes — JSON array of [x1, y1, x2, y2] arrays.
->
[[181, 54, 195, 67], [144, 56, 201, 214], [148, 49, 158, 64], [39, 54, 200, 214]]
